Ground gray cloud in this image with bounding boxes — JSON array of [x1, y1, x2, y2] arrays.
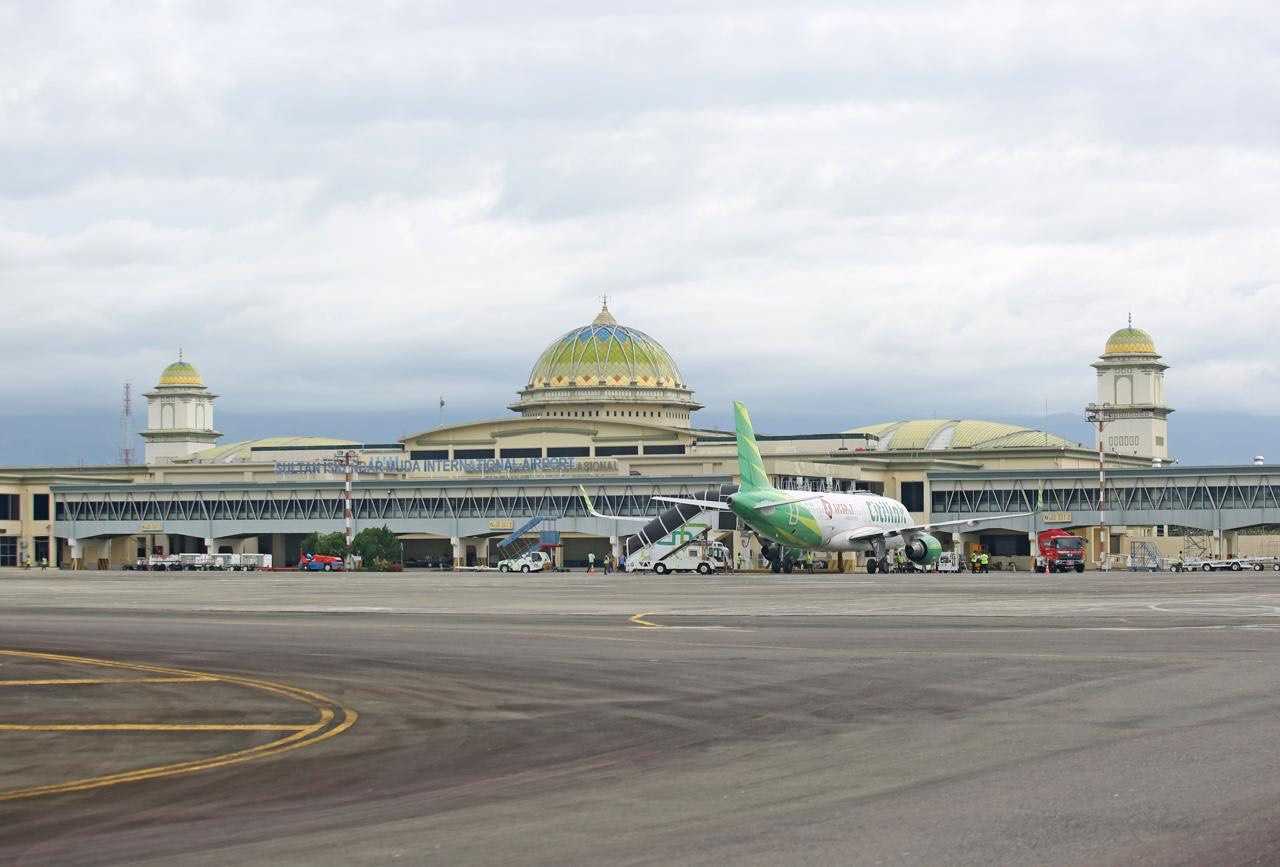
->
[[1, 0, 1278, 436]]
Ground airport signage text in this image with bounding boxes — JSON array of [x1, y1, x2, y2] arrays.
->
[[1041, 511, 1073, 523], [274, 457, 620, 477]]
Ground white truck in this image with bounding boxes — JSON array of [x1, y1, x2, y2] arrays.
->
[[497, 550, 553, 573], [626, 539, 730, 575]]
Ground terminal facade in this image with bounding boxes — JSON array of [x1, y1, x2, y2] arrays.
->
[[3, 304, 1275, 570]]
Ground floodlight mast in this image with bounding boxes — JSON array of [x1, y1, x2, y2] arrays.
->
[[1084, 405, 1115, 568]]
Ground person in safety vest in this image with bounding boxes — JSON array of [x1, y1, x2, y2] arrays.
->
[[979, 550, 990, 573]]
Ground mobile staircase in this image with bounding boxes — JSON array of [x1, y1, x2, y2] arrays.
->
[[1129, 540, 1164, 572], [619, 484, 738, 569], [494, 516, 554, 563]]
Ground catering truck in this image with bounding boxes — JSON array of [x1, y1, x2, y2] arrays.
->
[[1037, 529, 1087, 573]]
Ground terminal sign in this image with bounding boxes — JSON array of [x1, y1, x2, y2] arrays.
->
[[1041, 512, 1073, 524], [275, 456, 620, 477]]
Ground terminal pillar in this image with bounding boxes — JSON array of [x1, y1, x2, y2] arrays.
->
[[204, 537, 216, 554], [451, 536, 463, 569], [610, 536, 621, 563], [69, 538, 81, 570], [270, 534, 287, 566]]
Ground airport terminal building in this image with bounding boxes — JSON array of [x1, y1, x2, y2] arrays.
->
[[3, 305, 1277, 570]]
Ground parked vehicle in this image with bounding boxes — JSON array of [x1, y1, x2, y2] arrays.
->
[[128, 553, 273, 571], [1171, 556, 1280, 573], [627, 539, 730, 575], [497, 550, 553, 573], [1037, 529, 1087, 573], [299, 553, 345, 572]]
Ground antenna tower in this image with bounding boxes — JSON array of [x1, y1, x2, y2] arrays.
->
[[119, 382, 135, 465]]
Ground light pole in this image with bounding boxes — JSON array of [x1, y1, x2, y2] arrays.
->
[[1084, 406, 1113, 569]]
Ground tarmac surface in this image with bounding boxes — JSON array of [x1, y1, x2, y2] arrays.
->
[[5, 568, 1280, 865]]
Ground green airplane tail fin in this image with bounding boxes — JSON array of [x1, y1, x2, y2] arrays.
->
[[733, 401, 772, 492]]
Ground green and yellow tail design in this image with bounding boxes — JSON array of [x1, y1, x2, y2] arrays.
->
[[733, 401, 772, 492]]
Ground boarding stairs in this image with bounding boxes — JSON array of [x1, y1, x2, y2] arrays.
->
[[1129, 540, 1164, 572], [495, 516, 552, 561], [619, 485, 738, 562]]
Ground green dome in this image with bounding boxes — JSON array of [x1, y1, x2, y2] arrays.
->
[[1104, 327, 1157, 355], [846, 419, 1078, 451], [158, 360, 204, 387], [524, 304, 689, 392]]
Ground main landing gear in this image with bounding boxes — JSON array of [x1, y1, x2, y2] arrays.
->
[[761, 542, 798, 574], [865, 540, 890, 575]]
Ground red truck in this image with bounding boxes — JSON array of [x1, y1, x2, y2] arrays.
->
[[1037, 529, 1086, 573]]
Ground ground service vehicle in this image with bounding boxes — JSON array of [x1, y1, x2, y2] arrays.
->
[[129, 553, 273, 571], [1037, 529, 1086, 573], [627, 539, 729, 574], [497, 550, 553, 573], [299, 553, 345, 571], [1171, 556, 1280, 573]]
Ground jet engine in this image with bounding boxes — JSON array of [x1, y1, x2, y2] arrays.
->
[[903, 533, 943, 564]]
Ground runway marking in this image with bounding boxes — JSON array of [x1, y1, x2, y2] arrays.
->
[[0, 676, 213, 687], [0, 723, 311, 732], [629, 612, 663, 628], [0, 650, 357, 802]]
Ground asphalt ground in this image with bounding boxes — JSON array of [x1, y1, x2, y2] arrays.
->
[[4, 568, 1280, 865]]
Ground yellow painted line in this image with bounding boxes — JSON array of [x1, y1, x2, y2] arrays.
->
[[0, 723, 310, 732], [629, 612, 663, 628], [0, 650, 356, 802], [0, 677, 213, 687]]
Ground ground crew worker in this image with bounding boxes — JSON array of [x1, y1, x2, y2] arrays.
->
[[587, 551, 596, 574], [804, 551, 814, 573], [602, 551, 612, 574], [979, 550, 990, 573], [970, 550, 979, 572]]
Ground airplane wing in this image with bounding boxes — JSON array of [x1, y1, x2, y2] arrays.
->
[[652, 496, 731, 511], [577, 486, 651, 523], [875, 512, 1034, 539]]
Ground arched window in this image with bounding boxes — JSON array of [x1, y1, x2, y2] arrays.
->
[[1116, 376, 1133, 405]]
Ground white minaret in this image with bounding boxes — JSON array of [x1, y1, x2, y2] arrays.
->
[[140, 352, 221, 464], [1086, 319, 1173, 461]]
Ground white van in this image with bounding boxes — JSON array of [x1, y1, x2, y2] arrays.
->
[[497, 550, 553, 573]]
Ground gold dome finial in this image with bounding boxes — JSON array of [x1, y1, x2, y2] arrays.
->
[[592, 297, 618, 326]]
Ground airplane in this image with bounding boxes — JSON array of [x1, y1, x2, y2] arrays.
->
[[581, 401, 1032, 574]]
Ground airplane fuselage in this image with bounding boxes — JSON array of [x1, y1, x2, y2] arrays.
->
[[729, 489, 916, 553]]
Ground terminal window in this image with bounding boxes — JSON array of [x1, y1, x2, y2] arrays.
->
[[900, 482, 924, 512], [643, 445, 686, 455], [0, 537, 15, 567], [595, 446, 639, 457], [454, 448, 496, 460], [410, 449, 448, 460], [32, 494, 49, 521], [500, 448, 542, 458], [0, 494, 19, 521], [548, 446, 590, 457]]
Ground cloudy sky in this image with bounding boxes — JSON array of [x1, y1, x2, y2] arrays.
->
[[2, 1, 1277, 461]]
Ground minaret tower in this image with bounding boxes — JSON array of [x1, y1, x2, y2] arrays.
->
[[140, 351, 221, 464], [1086, 318, 1173, 461]]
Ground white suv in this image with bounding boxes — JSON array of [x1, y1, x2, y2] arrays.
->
[[497, 550, 552, 573]]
